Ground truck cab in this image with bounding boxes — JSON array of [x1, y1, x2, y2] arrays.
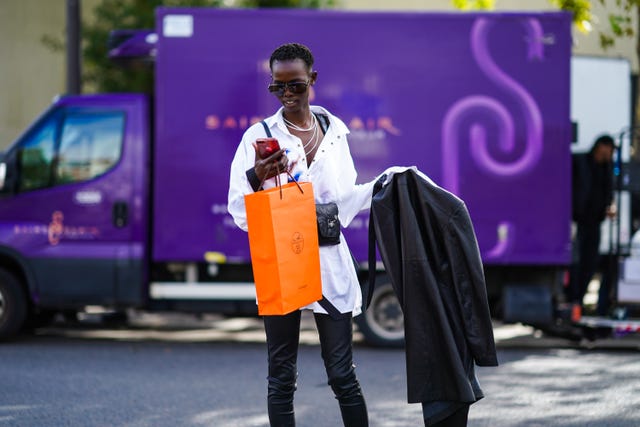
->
[[0, 94, 149, 337]]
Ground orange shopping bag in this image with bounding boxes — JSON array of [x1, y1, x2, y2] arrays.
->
[[244, 181, 322, 315]]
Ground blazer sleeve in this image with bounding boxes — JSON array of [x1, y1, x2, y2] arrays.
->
[[446, 203, 499, 367]]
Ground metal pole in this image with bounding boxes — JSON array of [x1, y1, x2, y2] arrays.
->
[[66, 0, 81, 94], [615, 132, 623, 260], [609, 131, 626, 309]]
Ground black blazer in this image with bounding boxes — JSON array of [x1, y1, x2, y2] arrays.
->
[[370, 169, 498, 405]]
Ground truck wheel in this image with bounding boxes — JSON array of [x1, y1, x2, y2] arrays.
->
[[355, 278, 404, 348], [0, 268, 27, 341]]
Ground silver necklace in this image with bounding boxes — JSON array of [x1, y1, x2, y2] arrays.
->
[[303, 123, 317, 148], [302, 115, 318, 148], [283, 114, 315, 132], [304, 121, 320, 156]]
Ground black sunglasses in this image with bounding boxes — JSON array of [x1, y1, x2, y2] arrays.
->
[[267, 80, 310, 95]]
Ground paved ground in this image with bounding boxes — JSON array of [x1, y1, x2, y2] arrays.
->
[[4, 310, 637, 427], [38, 309, 640, 351]]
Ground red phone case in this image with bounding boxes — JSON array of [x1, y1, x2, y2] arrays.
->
[[256, 138, 280, 159]]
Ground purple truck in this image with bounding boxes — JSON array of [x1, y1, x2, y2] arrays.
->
[[0, 8, 572, 345]]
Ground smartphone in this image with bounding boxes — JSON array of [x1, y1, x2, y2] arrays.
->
[[256, 137, 281, 159]]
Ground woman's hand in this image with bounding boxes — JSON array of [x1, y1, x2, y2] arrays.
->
[[253, 143, 288, 182]]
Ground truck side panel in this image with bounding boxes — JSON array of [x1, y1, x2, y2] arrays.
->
[[152, 9, 572, 268]]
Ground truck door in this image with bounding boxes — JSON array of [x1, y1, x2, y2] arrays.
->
[[0, 95, 149, 308]]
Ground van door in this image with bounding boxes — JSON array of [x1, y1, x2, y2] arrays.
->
[[0, 95, 149, 308]]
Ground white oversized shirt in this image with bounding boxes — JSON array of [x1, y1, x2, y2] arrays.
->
[[227, 106, 376, 316]]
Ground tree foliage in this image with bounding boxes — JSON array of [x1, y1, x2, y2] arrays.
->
[[595, 0, 639, 48], [550, 0, 640, 48], [237, 0, 336, 6], [548, 0, 594, 33], [57, 0, 638, 94], [83, 0, 222, 94], [452, 0, 495, 10], [46, 0, 334, 94], [453, 0, 640, 50]]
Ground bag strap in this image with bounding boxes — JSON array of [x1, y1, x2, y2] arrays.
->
[[365, 175, 387, 310], [314, 113, 330, 134], [317, 297, 350, 320], [261, 120, 272, 137]]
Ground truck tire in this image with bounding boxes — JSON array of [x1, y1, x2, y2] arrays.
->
[[355, 278, 404, 348], [0, 268, 27, 341]]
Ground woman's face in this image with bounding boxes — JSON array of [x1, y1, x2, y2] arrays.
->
[[270, 58, 316, 114]]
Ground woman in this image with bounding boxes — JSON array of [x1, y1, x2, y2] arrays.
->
[[227, 43, 374, 426]]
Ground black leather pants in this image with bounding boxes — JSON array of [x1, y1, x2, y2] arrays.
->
[[423, 403, 469, 426], [263, 310, 368, 427]]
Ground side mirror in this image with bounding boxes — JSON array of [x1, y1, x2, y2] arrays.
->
[[0, 162, 6, 191], [0, 154, 17, 194]]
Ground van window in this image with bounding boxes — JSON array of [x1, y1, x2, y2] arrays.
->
[[55, 112, 125, 184], [17, 110, 126, 192], [18, 116, 57, 191]]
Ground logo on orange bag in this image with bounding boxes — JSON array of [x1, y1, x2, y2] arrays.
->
[[291, 232, 304, 254]]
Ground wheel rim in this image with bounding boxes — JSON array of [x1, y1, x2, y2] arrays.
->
[[365, 284, 404, 341]]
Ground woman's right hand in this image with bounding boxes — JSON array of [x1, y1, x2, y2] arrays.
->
[[253, 143, 288, 182]]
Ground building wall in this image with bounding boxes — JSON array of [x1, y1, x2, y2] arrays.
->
[[0, 0, 637, 151], [0, 0, 100, 151], [0, 1, 65, 151]]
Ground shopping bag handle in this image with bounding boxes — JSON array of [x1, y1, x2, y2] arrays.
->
[[257, 161, 304, 199], [258, 120, 303, 198]]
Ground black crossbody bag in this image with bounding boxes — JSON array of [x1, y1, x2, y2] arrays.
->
[[261, 117, 340, 246], [315, 201, 340, 246]]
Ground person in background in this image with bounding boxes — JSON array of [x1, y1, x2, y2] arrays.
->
[[570, 134, 617, 317]]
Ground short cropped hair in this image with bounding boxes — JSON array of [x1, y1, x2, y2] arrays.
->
[[269, 43, 314, 71]]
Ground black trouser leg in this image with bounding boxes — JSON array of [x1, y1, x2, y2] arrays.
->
[[314, 312, 368, 427], [429, 405, 469, 427], [572, 223, 601, 305], [264, 310, 301, 427]]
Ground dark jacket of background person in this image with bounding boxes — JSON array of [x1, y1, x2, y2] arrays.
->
[[572, 151, 613, 225], [369, 170, 498, 407]]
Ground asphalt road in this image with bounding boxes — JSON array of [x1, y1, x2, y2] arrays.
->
[[0, 312, 639, 427]]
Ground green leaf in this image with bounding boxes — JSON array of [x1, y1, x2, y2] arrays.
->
[[609, 15, 624, 35], [599, 32, 615, 49], [451, 0, 494, 10]]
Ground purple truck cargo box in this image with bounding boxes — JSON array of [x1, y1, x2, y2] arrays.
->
[[152, 8, 572, 266]]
